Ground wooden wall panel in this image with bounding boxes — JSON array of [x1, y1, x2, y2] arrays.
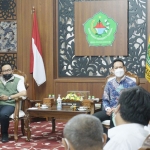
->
[[16, 0, 150, 101], [17, 0, 56, 100], [54, 78, 149, 99]]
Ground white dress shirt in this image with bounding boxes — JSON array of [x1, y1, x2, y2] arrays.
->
[[144, 124, 150, 134], [104, 123, 149, 150]]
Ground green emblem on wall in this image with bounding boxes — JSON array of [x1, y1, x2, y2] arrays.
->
[[83, 12, 118, 46]]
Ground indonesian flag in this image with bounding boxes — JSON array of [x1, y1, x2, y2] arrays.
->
[[145, 36, 150, 82], [30, 12, 46, 86]]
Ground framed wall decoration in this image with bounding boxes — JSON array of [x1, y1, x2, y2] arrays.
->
[[0, 0, 16, 20], [0, 21, 17, 52], [74, 0, 128, 56]]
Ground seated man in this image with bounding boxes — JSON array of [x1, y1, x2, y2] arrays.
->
[[104, 86, 150, 150], [0, 63, 27, 143], [62, 114, 107, 150], [93, 58, 137, 128]]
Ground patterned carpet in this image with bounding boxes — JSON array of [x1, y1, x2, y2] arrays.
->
[[0, 120, 65, 150]]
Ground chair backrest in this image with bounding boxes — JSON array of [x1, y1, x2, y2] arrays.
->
[[13, 69, 29, 110], [139, 135, 150, 150], [13, 69, 29, 89], [104, 71, 140, 87]]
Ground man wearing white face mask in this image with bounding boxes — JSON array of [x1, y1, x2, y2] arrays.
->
[[93, 58, 137, 129]]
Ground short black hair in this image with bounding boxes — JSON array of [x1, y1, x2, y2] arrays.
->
[[118, 86, 150, 125], [112, 58, 125, 68]]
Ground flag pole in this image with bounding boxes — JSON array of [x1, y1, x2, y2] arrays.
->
[[145, 36, 150, 82], [31, 6, 36, 100], [32, 6, 35, 14], [30, 6, 46, 100]]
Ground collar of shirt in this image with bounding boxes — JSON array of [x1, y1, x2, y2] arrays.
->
[[0, 75, 15, 85], [115, 75, 126, 83]]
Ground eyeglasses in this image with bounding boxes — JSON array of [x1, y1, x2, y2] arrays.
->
[[62, 138, 70, 150], [114, 66, 124, 69], [2, 69, 12, 73]]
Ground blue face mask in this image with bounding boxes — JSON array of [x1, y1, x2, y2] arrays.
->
[[112, 112, 116, 126]]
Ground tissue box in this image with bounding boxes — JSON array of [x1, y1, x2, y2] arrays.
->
[[43, 98, 54, 107]]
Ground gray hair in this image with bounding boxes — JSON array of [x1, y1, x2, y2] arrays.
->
[[63, 114, 103, 150]]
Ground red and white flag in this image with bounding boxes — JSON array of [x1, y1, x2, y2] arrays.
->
[[30, 12, 46, 86]]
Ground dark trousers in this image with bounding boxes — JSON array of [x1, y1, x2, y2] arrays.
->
[[93, 110, 114, 130], [0, 105, 15, 135]]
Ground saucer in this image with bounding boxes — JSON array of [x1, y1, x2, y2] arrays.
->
[[78, 108, 86, 111], [41, 106, 48, 109], [28, 107, 38, 110]]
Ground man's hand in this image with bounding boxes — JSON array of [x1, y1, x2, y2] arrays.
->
[[111, 107, 116, 113], [106, 108, 113, 116], [0, 94, 9, 101], [106, 107, 117, 116]]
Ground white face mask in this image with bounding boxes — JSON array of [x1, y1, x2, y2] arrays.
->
[[112, 112, 116, 127], [114, 68, 125, 78], [64, 138, 70, 150]]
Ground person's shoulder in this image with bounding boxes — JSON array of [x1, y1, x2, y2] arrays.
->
[[0, 76, 3, 84], [105, 78, 115, 88], [104, 135, 141, 150], [0, 75, 3, 80], [125, 76, 136, 83], [13, 74, 24, 81], [107, 77, 116, 83], [13, 75, 22, 82], [103, 138, 127, 150]]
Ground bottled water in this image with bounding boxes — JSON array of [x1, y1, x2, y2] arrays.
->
[[57, 94, 62, 110]]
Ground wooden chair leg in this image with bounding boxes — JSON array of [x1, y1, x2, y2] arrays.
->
[[51, 117, 55, 133], [21, 119, 25, 136], [46, 117, 49, 121], [24, 115, 31, 141], [14, 118, 19, 141]]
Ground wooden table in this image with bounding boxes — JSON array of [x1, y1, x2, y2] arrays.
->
[[24, 106, 90, 141]]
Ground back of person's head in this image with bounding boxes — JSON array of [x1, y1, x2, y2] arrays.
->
[[118, 86, 150, 126], [63, 114, 106, 150], [112, 58, 125, 68]]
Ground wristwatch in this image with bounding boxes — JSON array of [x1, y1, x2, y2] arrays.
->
[[8, 96, 11, 100]]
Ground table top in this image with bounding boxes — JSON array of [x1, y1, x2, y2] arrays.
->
[[26, 105, 90, 120], [27, 105, 91, 113]]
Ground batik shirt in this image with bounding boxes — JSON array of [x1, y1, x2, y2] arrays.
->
[[103, 76, 137, 110]]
